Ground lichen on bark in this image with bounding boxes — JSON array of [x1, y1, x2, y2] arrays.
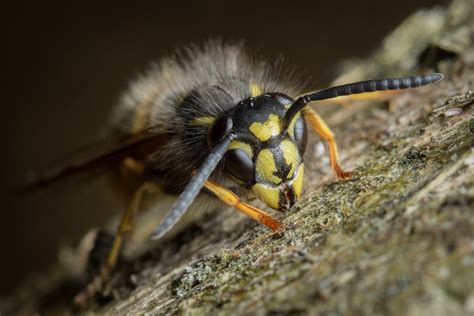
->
[[2, 0, 473, 315]]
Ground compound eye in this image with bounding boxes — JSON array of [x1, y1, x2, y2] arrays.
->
[[225, 149, 255, 183], [294, 116, 308, 154]]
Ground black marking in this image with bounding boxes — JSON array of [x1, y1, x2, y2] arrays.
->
[[230, 93, 290, 133], [273, 160, 292, 182], [253, 137, 301, 186], [286, 184, 296, 207], [278, 190, 287, 211], [273, 142, 298, 181], [210, 92, 295, 152], [278, 184, 295, 212]]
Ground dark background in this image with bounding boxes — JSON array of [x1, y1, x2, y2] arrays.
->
[[3, 0, 445, 294]]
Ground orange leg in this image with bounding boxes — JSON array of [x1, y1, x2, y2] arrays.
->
[[302, 107, 352, 180], [121, 157, 145, 174], [203, 179, 282, 231]]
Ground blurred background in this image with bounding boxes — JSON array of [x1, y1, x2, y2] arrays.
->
[[3, 0, 446, 295]]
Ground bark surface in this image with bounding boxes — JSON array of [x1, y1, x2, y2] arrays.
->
[[2, 0, 473, 315]]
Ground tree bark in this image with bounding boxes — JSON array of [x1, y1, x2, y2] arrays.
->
[[3, 0, 473, 315]]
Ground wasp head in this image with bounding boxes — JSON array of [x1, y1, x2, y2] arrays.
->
[[209, 93, 307, 211]]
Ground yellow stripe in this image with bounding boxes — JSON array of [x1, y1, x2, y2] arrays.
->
[[256, 149, 281, 184], [291, 163, 304, 199], [249, 114, 281, 142], [280, 139, 299, 178], [190, 116, 216, 126], [228, 140, 253, 158], [287, 112, 301, 139], [250, 83, 262, 97], [252, 183, 280, 210]]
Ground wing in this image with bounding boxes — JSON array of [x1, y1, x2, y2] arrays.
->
[[22, 127, 169, 192]]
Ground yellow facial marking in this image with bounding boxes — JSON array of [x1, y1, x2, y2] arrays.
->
[[291, 163, 304, 199], [228, 140, 253, 157], [250, 83, 262, 97], [287, 111, 301, 139], [190, 116, 216, 126], [249, 114, 281, 142], [256, 149, 281, 184], [280, 139, 299, 178], [252, 183, 280, 210]]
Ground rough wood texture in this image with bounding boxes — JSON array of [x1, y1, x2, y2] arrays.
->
[[2, 0, 473, 314]]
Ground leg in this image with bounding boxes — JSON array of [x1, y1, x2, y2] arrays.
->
[[120, 157, 145, 174], [203, 179, 282, 231], [302, 107, 352, 179], [73, 181, 154, 307]]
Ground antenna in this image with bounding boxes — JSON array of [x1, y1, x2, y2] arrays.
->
[[283, 73, 444, 130], [150, 133, 234, 239]]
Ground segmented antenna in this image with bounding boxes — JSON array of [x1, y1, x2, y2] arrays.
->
[[150, 133, 234, 240], [283, 73, 444, 129]]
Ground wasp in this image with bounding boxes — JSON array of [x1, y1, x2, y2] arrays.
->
[[27, 41, 443, 306]]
